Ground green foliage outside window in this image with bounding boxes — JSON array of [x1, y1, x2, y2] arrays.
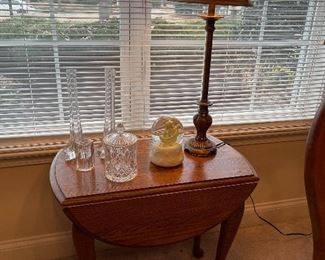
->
[[0, 17, 119, 40], [0, 15, 241, 40]]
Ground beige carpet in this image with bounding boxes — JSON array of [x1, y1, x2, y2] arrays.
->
[[62, 218, 312, 260]]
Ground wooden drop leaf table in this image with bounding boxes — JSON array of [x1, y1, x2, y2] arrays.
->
[[50, 138, 259, 260]]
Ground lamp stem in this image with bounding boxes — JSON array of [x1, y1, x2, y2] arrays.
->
[[209, 4, 216, 15], [185, 5, 223, 157], [201, 14, 215, 104]]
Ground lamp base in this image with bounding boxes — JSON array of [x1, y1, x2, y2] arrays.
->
[[184, 136, 217, 157]]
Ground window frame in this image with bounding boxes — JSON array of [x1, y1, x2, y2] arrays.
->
[[0, 0, 323, 164], [0, 119, 313, 168]]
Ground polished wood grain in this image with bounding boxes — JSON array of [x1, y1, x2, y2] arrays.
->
[[52, 138, 257, 206], [64, 181, 256, 247], [50, 138, 258, 259], [305, 99, 325, 260]]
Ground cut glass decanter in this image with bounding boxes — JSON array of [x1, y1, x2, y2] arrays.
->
[[104, 122, 137, 182]]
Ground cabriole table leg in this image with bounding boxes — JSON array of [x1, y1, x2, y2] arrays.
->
[[192, 235, 204, 258], [215, 204, 245, 260], [72, 224, 96, 260]]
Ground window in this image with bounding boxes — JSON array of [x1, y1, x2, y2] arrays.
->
[[0, 0, 324, 138]]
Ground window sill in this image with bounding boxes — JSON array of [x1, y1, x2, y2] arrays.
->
[[0, 120, 311, 168]]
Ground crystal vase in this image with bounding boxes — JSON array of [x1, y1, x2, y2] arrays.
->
[[64, 68, 83, 161], [99, 67, 116, 159]]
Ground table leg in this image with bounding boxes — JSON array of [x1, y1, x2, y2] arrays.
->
[[215, 204, 244, 260], [192, 235, 204, 258], [72, 224, 96, 260]]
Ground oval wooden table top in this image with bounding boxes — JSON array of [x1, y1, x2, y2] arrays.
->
[[50, 138, 258, 207]]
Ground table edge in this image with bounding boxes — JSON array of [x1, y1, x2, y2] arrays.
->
[[55, 175, 259, 207]]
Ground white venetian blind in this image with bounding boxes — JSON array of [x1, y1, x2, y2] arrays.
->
[[0, 0, 324, 138], [150, 0, 325, 122]]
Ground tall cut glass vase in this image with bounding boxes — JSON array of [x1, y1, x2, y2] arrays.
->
[[99, 67, 116, 159], [64, 68, 83, 161]]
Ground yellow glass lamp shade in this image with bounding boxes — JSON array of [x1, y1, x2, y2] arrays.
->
[[150, 116, 184, 168]]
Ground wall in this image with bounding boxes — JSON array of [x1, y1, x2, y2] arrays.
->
[[239, 140, 306, 202], [0, 138, 309, 258]]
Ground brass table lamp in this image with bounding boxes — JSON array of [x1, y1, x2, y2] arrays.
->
[[170, 0, 252, 156]]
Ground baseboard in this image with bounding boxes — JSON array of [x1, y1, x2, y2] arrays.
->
[[0, 197, 309, 260], [0, 231, 75, 260], [242, 196, 309, 228]]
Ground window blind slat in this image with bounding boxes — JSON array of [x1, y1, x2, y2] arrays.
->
[[0, 0, 324, 138]]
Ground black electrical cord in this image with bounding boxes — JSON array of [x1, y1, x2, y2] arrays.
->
[[216, 141, 311, 237], [215, 141, 226, 148], [249, 195, 312, 237]]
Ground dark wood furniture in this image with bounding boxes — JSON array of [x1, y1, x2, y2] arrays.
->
[[50, 138, 258, 260], [305, 99, 325, 260]]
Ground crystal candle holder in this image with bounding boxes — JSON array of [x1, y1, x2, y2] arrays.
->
[[99, 67, 116, 159], [64, 68, 83, 161]]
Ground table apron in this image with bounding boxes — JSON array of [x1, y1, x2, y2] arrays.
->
[[64, 182, 257, 247]]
